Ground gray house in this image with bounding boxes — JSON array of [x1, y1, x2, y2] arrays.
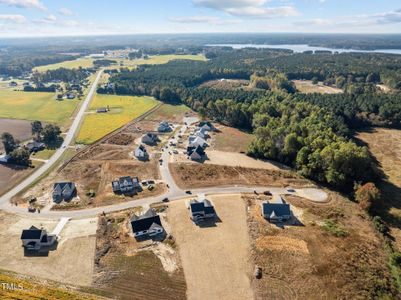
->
[[261, 201, 291, 223], [157, 121, 172, 133], [142, 133, 158, 145], [130, 209, 164, 238], [189, 194, 216, 222], [52, 182, 76, 203], [187, 145, 205, 161], [21, 226, 57, 251], [112, 176, 141, 195], [25, 141, 45, 153]]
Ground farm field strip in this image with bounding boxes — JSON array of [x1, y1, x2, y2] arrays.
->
[[76, 94, 159, 144]]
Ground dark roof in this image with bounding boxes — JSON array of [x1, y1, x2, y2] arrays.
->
[[26, 141, 45, 151], [21, 226, 43, 240], [199, 121, 212, 127], [53, 182, 75, 195], [190, 199, 215, 214], [188, 145, 205, 157], [262, 202, 291, 217], [130, 209, 162, 233]]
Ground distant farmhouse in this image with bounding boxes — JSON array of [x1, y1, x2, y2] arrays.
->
[[134, 144, 149, 161], [9, 81, 18, 87], [21, 226, 57, 251], [261, 196, 292, 223], [142, 133, 158, 145], [52, 182, 76, 203], [189, 194, 216, 222], [96, 107, 109, 113], [187, 145, 205, 161], [130, 208, 164, 238], [25, 141, 45, 153], [112, 176, 142, 195], [158, 121, 172, 133]]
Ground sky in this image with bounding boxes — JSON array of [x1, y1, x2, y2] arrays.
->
[[0, 0, 400, 37]]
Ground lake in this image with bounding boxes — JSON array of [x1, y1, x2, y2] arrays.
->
[[206, 44, 401, 55]]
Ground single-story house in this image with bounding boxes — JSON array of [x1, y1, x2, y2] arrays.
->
[[158, 121, 172, 133], [187, 145, 205, 161], [97, 107, 108, 113], [112, 176, 142, 195], [52, 182, 76, 203], [66, 93, 75, 100], [9, 81, 18, 87], [130, 209, 164, 238], [189, 136, 207, 148], [189, 194, 216, 222], [21, 225, 57, 251], [142, 133, 158, 145], [261, 201, 291, 223], [134, 144, 149, 160], [25, 141, 45, 153]]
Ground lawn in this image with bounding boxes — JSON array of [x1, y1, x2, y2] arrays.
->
[[76, 94, 158, 144], [145, 103, 192, 122], [0, 90, 80, 125], [34, 54, 207, 72], [33, 58, 95, 72]]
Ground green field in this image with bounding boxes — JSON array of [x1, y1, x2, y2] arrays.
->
[[76, 94, 158, 144], [34, 54, 207, 72], [33, 58, 95, 72], [0, 90, 80, 124]]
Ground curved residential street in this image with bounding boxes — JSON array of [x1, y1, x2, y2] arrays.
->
[[0, 110, 328, 219], [0, 70, 104, 211]]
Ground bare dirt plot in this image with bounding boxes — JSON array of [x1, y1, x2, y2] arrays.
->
[[356, 128, 401, 249], [0, 118, 32, 151], [94, 209, 186, 300], [168, 195, 254, 300], [169, 163, 312, 189], [210, 124, 254, 153], [205, 150, 281, 170], [244, 193, 395, 299], [0, 212, 97, 286], [377, 84, 392, 93], [293, 80, 343, 94], [0, 162, 42, 196]]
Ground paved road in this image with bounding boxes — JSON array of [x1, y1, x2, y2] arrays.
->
[[0, 69, 103, 209], [0, 102, 328, 219]]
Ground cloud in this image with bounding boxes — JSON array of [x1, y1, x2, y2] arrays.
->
[[193, 0, 298, 18], [58, 8, 74, 16], [169, 15, 241, 25], [0, 14, 26, 23], [0, 0, 46, 10], [374, 9, 401, 24], [33, 14, 57, 24]]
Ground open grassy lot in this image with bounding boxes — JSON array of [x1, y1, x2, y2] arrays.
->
[[211, 124, 254, 153], [145, 103, 192, 123], [293, 80, 343, 94], [76, 94, 158, 144], [35, 54, 207, 72], [168, 195, 254, 300], [0, 90, 80, 125], [356, 128, 401, 250], [34, 57, 95, 72], [245, 191, 395, 299]]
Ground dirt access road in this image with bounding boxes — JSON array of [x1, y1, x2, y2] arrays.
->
[[168, 194, 254, 300]]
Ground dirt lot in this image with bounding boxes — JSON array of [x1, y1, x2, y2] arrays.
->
[[168, 195, 254, 300], [14, 119, 169, 209], [210, 124, 254, 153], [293, 80, 343, 94], [356, 128, 401, 249], [0, 211, 97, 286], [245, 193, 395, 299], [93, 208, 186, 300], [169, 163, 312, 189], [0, 118, 32, 151], [0, 162, 42, 196]]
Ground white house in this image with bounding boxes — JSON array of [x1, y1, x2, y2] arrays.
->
[[134, 144, 149, 160], [189, 136, 207, 148]]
